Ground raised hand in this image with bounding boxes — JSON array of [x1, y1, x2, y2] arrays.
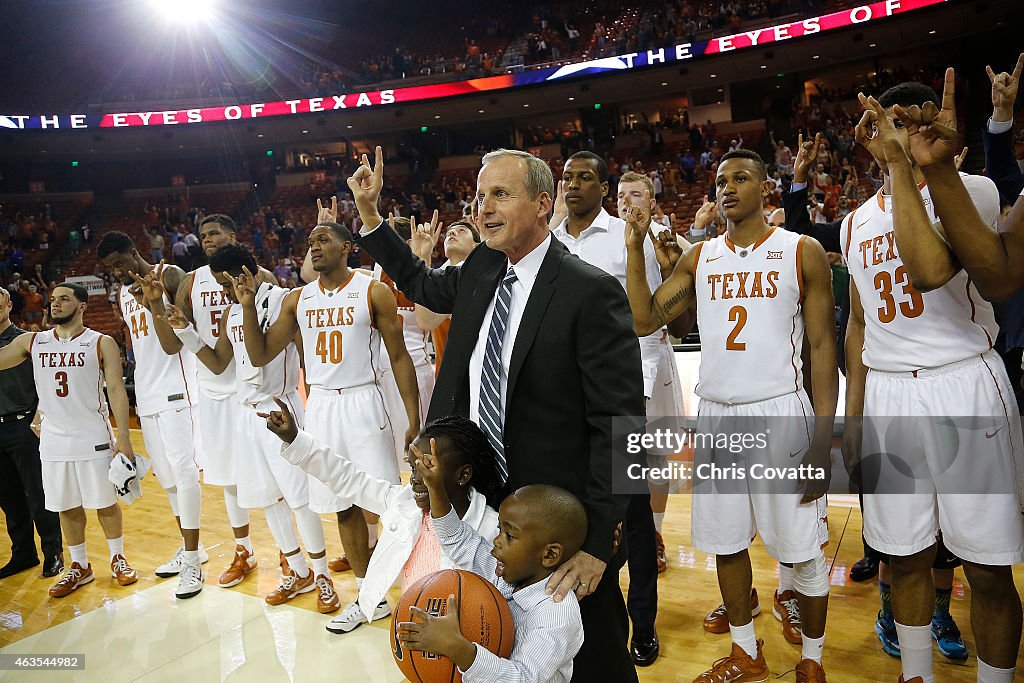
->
[[411, 439, 444, 493], [793, 132, 822, 183], [954, 146, 968, 171], [256, 396, 299, 444], [130, 260, 166, 305], [693, 195, 717, 231], [346, 146, 385, 226], [410, 209, 442, 261], [228, 266, 258, 307], [890, 68, 959, 169], [653, 228, 683, 272], [316, 195, 338, 224], [156, 303, 189, 330], [856, 93, 910, 167], [987, 53, 1024, 122], [622, 193, 652, 250]]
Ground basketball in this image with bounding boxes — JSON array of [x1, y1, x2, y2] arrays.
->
[[391, 569, 515, 682]]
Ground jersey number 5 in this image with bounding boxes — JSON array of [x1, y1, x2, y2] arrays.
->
[[873, 267, 924, 323], [726, 305, 747, 351], [315, 330, 343, 364]]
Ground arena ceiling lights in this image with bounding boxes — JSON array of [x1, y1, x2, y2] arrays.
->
[[150, 0, 217, 24]]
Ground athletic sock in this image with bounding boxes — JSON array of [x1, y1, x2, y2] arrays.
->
[[933, 587, 952, 618], [895, 622, 933, 683], [652, 512, 665, 533], [107, 537, 124, 561], [729, 620, 758, 659], [801, 633, 825, 664], [367, 522, 378, 549], [69, 542, 88, 568], [878, 580, 893, 616], [182, 549, 199, 567], [311, 555, 329, 577], [285, 552, 310, 578], [977, 659, 1016, 683], [778, 563, 795, 594], [355, 577, 364, 590], [236, 535, 253, 555]]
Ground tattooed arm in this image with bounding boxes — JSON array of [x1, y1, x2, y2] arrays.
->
[[626, 238, 699, 337]]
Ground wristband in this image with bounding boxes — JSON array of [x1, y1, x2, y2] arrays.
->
[[172, 325, 205, 354]]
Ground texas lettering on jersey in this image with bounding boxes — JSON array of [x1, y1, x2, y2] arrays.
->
[[856, 230, 899, 268], [199, 290, 232, 308], [303, 306, 357, 328], [706, 270, 780, 300], [37, 351, 89, 368]]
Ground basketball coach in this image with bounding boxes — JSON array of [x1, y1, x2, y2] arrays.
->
[[348, 147, 645, 681]]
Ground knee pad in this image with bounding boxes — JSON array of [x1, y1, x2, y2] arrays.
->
[[793, 552, 829, 597]]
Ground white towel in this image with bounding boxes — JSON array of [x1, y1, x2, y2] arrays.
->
[[107, 453, 151, 505], [238, 283, 290, 384]]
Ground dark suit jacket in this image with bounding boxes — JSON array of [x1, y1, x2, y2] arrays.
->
[[359, 224, 645, 563], [982, 126, 1024, 205], [783, 184, 843, 254]]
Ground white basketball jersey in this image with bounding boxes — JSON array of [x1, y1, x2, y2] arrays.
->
[[844, 179, 999, 372], [296, 271, 380, 390], [119, 284, 198, 416], [225, 284, 301, 407], [695, 227, 805, 404], [31, 328, 114, 460], [189, 265, 237, 398], [373, 263, 429, 367]]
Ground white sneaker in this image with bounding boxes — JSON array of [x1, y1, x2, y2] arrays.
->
[[175, 561, 204, 599], [326, 599, 391, 634], [156, 544, 209, 578]]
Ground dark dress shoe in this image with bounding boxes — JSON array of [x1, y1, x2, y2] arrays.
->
[[42, 553, 64, 578], [0, 555, 39, 579], [850, 556, 879, 582], [630, 631, 660, 666]]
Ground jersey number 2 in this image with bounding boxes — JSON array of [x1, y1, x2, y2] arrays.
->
[[315, 330, 343, 364], [726, 305, 747, 351], [873, 267, 924, 323]]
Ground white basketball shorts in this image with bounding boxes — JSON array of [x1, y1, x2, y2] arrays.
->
[[140, 407, 201, 491], [234, 393, 309, 510], [196, 392, 238, 487], [42, 457, 117, 512]]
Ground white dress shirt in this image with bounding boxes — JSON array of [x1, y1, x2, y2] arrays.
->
[[467, 232, 552, 426]]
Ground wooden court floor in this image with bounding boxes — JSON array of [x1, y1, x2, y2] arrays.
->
[[1, 430, 1022, 682]]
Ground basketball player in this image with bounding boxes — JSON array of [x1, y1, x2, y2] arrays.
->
[[0, 282, 138, 597], [241, 220, 420, 633], [97, 232, 205, 600], [626, 150, 838, 682], [157, 243, 340, 613], [410, 217, 482, 373], [152, 214, 277, 589], [844, 84, 1023, 683]]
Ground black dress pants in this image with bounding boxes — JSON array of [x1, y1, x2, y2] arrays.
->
[[0, 418, 62, 561]]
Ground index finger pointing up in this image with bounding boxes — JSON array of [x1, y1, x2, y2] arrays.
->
[[373, 145, 384, 182], [941, 67, 955, 112]]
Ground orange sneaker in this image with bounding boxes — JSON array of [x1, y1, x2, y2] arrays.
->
[[656, 531, 668, 574], [898, 678, 923, 683], [703, 588, 760, 634], [265, 569, 315, 605], [110, 554, 138, 586], [48, 562, 94, 598], [692, 640, 769, 683], [218, 546, 257, 588], [772, 589, 802, 645], [328, 556, 351, 572], [796, 658, 826, 683], [315, 574, 341, 613]]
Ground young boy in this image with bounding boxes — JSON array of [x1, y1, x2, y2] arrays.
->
[[397, 444, 586, 682]]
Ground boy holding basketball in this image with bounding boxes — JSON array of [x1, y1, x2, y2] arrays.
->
[[397, 444, 586, 682]]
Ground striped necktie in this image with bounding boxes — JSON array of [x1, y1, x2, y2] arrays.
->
[[478, 267, 517, 483]]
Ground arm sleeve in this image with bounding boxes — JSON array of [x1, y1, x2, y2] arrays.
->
[[356, 220, 464, 313], [784, 184, 844, 253], [432, 507, 499, 577], [462, 610, 584, 683], [279, 430, 399, 516], [981, 127, 1024, 204]]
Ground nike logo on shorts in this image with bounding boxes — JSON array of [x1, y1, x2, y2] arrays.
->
[[985, 427, 1004, 439]]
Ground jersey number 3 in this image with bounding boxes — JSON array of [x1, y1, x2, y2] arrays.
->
[[315, 330, 343, 364], [55, 371, 69, 397], [873, 267, 924, 323]]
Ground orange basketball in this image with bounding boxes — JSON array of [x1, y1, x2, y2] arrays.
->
[[391, 569, 515, 682]]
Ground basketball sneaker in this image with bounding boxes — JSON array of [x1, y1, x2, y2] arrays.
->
[[110, 554, 139, 586], [692, 639, 769, 682], [265, 569, 315, 605], [931, 613, 968, 660], [326, 599, 392, 634], [156, 543, 209, 578], [772, 590, 802, 645], [655, 531, 667, 573], [898, 677, 923, 683], [315, 574, 341, 614], [328, 556, 351, 572], [703, 588, 760, 634], [218, 546, 257, 588], [795, 658, 826, 683], [48, 562, 94, 598], [874, 610, 901, 658], [175, 561, 204, 599]]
